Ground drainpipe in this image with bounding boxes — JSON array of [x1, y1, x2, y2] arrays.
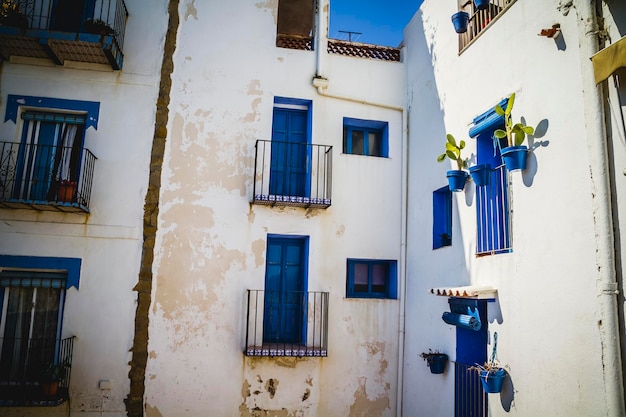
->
[[576, 0, 626, 415], [314, 3, 408, 415]]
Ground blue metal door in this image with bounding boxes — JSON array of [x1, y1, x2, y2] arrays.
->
[[455, 299, 488, 417], [263, 237, 306, 344], [270, 108, 308, 197]]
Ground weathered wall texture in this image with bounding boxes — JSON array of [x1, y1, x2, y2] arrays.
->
[[144, 1, 405, 416], [404, 0, 621, 416], [0, 1, 169, 416]]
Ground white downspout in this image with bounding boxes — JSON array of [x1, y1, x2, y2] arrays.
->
[[576, 1, 626, 415], [314, 4, 407, 415]]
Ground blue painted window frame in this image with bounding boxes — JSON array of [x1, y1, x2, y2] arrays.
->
[[433, 186, 452, 249], [343, 117, 389, 157], [346, 259, 397, 299]]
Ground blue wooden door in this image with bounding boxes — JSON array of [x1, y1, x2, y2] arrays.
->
[[263, 237, 306, 344], [14, 120, 58, 200], [270, 108, 308, 197]]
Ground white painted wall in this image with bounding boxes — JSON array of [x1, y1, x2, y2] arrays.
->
[[0, 1, 168, 416], [144, 1, 406, 417], [403, 1, 616, 416]]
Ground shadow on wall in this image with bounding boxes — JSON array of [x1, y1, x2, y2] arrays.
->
[[606, 0, 626, 36], [522, 118, 550, 187]]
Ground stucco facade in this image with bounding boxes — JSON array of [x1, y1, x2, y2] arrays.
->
[[403, 0, 626, 416]]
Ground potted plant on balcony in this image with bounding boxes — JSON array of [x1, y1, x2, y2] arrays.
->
[[494, 93, 535, 172], [420, 349, 449, 374], [474, 0, 490, 10], [437, 133, 469, 192], [57, 179, 77, 203], [0, 0, 28, 30], [83, 18, 114, 36], [469, 163, 491, 187], [39, 360, 68, 398], [451, 11, 470, 33]]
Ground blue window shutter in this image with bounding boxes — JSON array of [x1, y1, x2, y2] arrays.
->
[[433, 186, 452, 249]]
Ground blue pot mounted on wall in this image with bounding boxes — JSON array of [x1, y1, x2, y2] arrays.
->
[[474, 0, 490, 10], [446, 170, 469, 192], [451, 12, 470, 33], [427, 354, 448, 374], [501, 146, 528, 172], [469, 164, 491, 187], [480, 368, 506, 393]]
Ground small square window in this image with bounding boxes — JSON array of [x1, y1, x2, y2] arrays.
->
[[343, 118, 388, 157], [346, 259, 397, 299]]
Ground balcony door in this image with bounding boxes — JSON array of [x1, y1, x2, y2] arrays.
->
[[263, 236, 307, 344], [14, 112, 85, 201], [50, 0, 96, 32], [269, 106, 309, 198], [0, 272, 65, 383]]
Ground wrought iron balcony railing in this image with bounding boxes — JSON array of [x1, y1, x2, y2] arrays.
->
[[245, 290, 329, 357], [0, 141, 96, 213], [0, 336, 74, 407], [0, 0, 128, 70], [458, 0, 516, 52], [252, 140, 332, 209]]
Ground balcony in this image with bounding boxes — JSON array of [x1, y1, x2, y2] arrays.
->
[[0, 141, 96, 213], [458, 0, 516, 52], [0, 337, 74, 407], [252, 140, 332, 209], [245, 290, 329, 357], [0, 0, 128, 70]]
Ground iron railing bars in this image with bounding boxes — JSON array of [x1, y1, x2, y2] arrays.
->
[[458, 0, 517, 52], [252, 140, 332, 208]]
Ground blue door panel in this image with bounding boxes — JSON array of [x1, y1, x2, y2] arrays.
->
[[263, 237, 306, 344], [270, 108, 308, 197]]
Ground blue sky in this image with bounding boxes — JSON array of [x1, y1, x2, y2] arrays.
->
[[329, 0, 424, 47]]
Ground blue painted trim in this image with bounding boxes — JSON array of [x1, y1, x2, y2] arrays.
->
[[468, 98, 508, 138], [0, 255, 81, 289], [346, 258, 397, 299], [433, 186, 452, 249], [5, 95, 100, 130], [343, 117, 389, 157]]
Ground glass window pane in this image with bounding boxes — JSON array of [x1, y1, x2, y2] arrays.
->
[[354, 263, 369, 292], [352, 130, 365, 155], [368, 131, 381, 156], [371, 264, 387, 293]]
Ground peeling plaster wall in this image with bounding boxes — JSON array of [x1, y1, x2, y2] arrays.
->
[[404, 1, 615, 416], [145, 1, 404, 416], [0, 1, 169, 416]]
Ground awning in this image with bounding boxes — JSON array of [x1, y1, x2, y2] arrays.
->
[[429, 285, 497, 299], [592, 35, 626, 84]]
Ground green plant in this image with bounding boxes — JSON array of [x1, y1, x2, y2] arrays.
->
[[41, 359, 69, 381], [494, 93, 535, 148], [437, 134, 468, 171]]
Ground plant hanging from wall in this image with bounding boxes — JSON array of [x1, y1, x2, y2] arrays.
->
[[494, 93, 535, 171], [437, 133, 469, 192]]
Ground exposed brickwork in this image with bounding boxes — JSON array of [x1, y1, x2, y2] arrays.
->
[[124, 1, 179, 416]]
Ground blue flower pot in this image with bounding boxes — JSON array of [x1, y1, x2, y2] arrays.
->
[[446, 170, 469, 192], [427, 354, 448, 374], [480, 368, 506, 393], [451, 12, 470, 34], [501, 145, 528, 172], [469, 164, 491, 187], [474, 0, 490, 10]]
